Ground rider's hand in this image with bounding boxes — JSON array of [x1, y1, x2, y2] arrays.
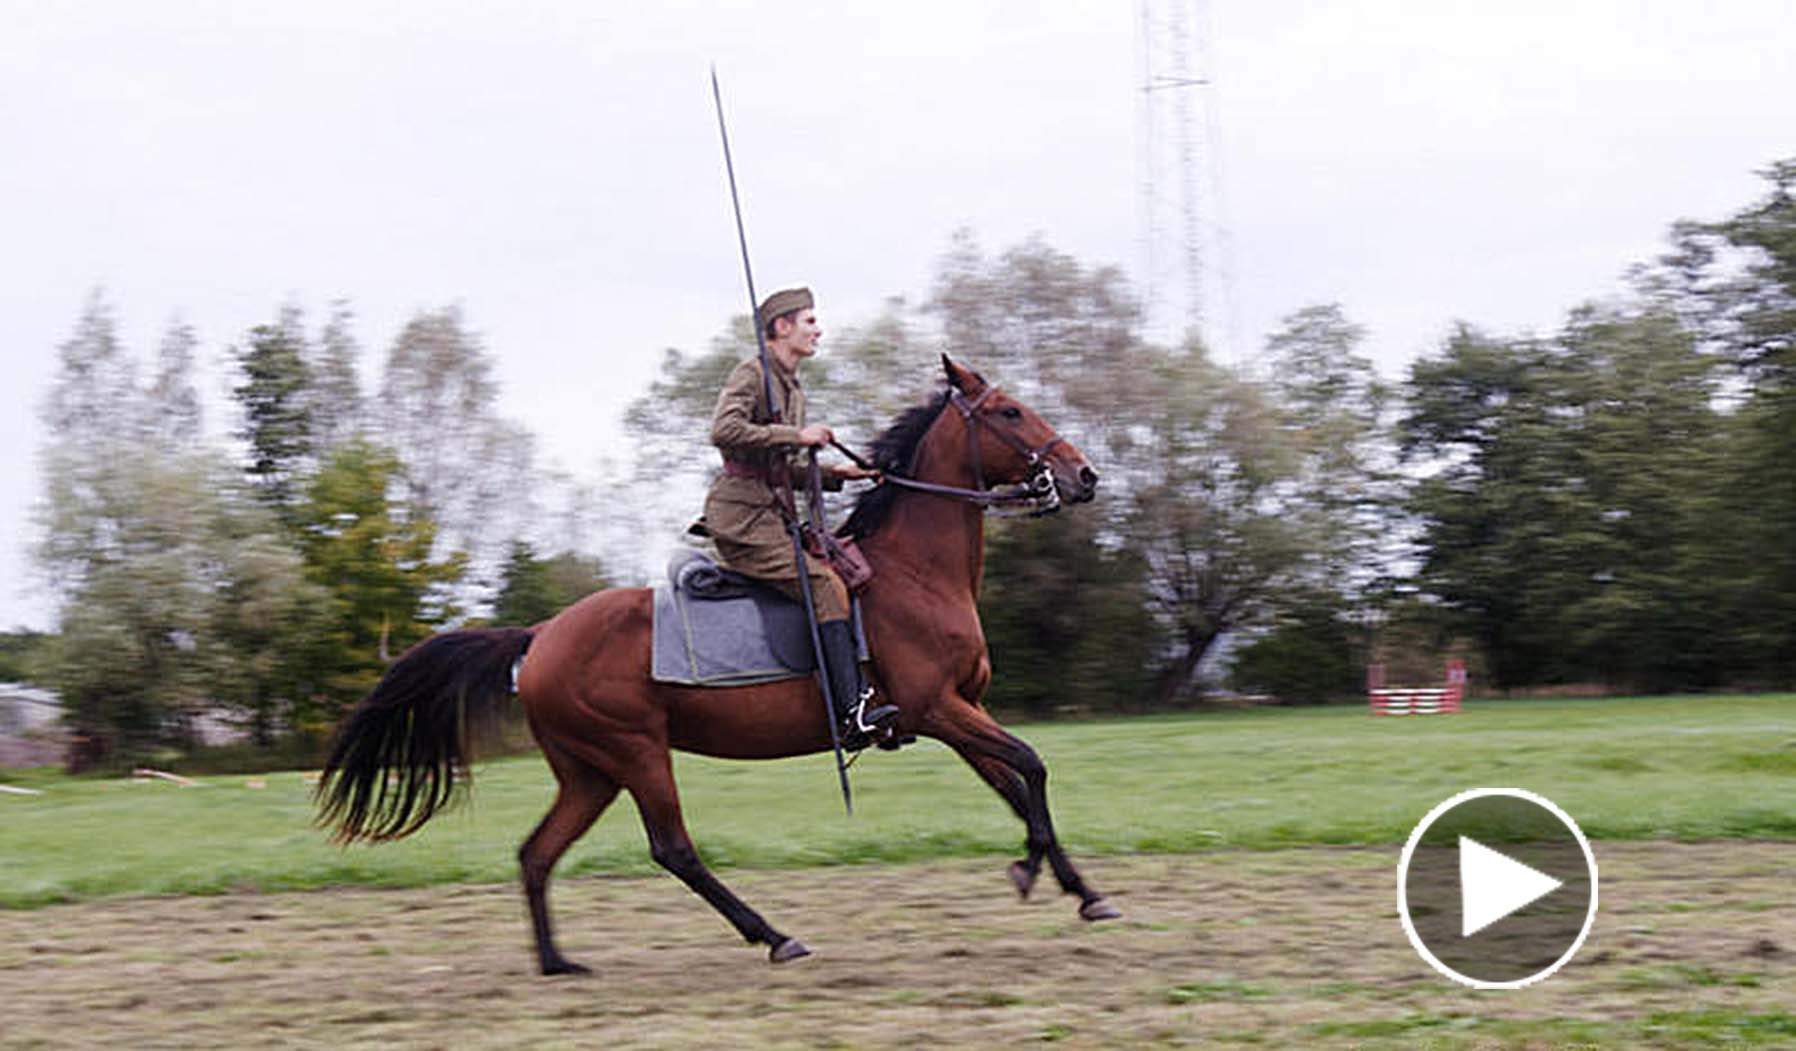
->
[[797, 424, 834, 447], [834, 463, 882, 483]]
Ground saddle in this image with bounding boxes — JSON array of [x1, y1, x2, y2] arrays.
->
[[650, 548, 868, 687]]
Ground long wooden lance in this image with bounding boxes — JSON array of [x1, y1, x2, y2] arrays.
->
[[710, 66, 855, 816]]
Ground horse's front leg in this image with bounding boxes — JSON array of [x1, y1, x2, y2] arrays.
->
[[960, 752, 1050, 898], [927, 701, 1120, 921]]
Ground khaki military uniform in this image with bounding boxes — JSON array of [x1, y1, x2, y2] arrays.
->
[[702, 354, 851, 622]]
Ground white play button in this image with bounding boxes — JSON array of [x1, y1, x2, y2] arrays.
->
[[1397, 788, 1599, 988], [1458, 835, 1563, 937]]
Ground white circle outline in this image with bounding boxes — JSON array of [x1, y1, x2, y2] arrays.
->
[[1396, 787, 1600, 990]]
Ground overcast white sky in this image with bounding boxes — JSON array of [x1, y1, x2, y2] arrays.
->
[[4, 1, 1793, 630]]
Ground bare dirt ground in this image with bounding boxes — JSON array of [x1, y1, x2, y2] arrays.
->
[[3, 844, 1793, 1050]]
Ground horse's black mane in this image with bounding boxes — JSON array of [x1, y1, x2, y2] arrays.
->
[[837, 386, 953, 540]]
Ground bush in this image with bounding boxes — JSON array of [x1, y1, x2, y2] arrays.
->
[[1229, 601, 1363, 704]]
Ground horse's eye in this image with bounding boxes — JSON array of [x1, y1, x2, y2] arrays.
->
[[1001, 407, 1022, 420]]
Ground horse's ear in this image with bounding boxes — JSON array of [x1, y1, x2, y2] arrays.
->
[[942, 355, 986, 393]]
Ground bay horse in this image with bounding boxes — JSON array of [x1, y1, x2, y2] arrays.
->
[[316, 355, 1118, 973]]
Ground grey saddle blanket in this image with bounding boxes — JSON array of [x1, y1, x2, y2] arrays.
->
[[651, 548, 867, 687]]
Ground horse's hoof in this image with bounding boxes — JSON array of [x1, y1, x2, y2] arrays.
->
[[1079, 897, 1121, 922], [1007, 859, 1037, 900], [542, 958, 592, 977], [769, 937, 812, 964]]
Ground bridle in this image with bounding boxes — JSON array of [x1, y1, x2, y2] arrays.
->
[[950, 386, 1064, 485], [833, 385, 1066, 516]]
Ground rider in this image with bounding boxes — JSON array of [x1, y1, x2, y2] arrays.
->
[[703, 286, 899, 745]]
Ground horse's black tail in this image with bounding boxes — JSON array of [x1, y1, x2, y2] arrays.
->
[[315, 627, 534, 844]]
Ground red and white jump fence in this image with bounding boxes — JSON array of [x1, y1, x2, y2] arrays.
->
[[1367, 660, 1467, 716]]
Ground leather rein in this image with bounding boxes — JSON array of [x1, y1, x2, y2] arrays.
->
[[832, 386, 1065, 516]]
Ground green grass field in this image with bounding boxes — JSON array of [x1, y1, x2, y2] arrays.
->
[[3, 694, 1793, 910]]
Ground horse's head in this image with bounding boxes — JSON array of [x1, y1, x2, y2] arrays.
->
[[941, 355, 1099, 507]]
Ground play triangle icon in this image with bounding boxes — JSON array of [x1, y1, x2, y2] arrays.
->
[[1459, 835, 1563, 937]]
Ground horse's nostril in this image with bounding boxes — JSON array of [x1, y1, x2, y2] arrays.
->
[[1079, 466, 1099, 488]]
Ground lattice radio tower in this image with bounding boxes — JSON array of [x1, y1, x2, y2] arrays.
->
[[1137, 0, 1231, 355]]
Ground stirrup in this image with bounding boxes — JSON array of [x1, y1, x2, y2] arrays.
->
[[841, 689, 899, 735]]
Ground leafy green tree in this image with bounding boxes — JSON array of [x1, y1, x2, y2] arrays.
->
[[1228, 593, 1364, 704], [144, 319, 202, 451], [1401, 309, 1726, 692], [0, 632, 46, 682], [377, 306, 535, 598], [34, 298, 340, 763], [1174, 304, 1405, 705], [232, 307, 315, 526], [1705, 159, 1796, 382], [36, 452, 332, 764], [308, 300, 366, 454], [807, 298, 936, 422], [33, 293, 150, 763], [928, 230, 1144, 431], [35, 292, 137, 594], [622, 326, 751, 497], [1400, 326, 1567, 689], [1553, 307, 1727, 689], [205, 521, 333, 748], [1263, 304, 1397, 598], [492, 542, 610, 626], [1124, 344, 1321, 705], [292, 439, 465, 724], [1721, 399, 1796, 686], [1679, 159, 1796, 685], [980, 512, 1158, 716], [493, 541, 556, 627]]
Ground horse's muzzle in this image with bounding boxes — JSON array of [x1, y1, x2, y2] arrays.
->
[[1054, 462, 1099, 505]]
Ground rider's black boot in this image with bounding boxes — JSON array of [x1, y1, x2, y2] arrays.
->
[[818, 620, 898, 747]]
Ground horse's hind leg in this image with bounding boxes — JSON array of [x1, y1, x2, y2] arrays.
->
[[932, 703, 1120, 921], [521, 742, 621, 976], [626, 749, 810, 963]]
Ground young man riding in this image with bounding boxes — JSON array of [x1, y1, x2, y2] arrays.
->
[[702, 286, 899, 746]]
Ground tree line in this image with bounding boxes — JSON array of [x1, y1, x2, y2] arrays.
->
[[14, 156, 1795, 763], [1397, 159, 1796, 695], [26, 301, 604, 768]]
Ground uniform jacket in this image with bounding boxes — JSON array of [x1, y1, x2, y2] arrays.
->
[[702, 354, 841, 581]]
